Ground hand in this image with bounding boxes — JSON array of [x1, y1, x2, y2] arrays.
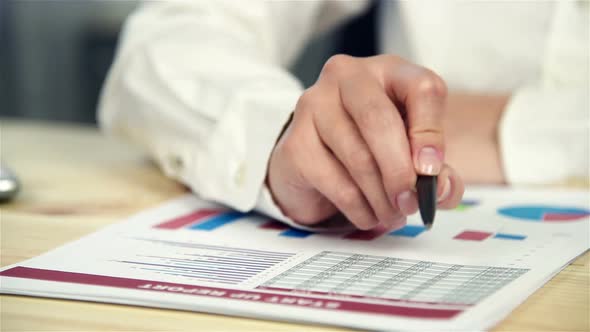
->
[[267, 55, 464, 230]]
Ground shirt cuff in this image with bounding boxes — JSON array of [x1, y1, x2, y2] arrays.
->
[[182, 84, 299, 211], [255, 185, 355, 232]]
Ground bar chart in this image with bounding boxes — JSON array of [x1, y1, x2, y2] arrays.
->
[[118, 239, 295, 284], [154, 209, 250, 230], [456, 199, 479, 211], [153, 208, 530, 243]]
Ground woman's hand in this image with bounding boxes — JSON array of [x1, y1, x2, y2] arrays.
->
[[267, 54, 465, 230]]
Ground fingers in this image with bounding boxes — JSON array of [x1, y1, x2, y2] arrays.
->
[[296, 111, 380, 230], [337, 71, 417, 216], [267, 118, 339, 225], [307, 147, 379, 230], [311, 88, 403, 227], [390, 164, 464, 217], [371, 55, 448, 177], [396, 189, 419, 216], [271, 54, 461, 231], [436, 164, 465, 209]]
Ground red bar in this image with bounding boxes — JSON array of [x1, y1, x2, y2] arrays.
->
[[343, 225, 389, 241], [453, 230, 493, 241], [154, 209, 225, 229], [259, 220, 290, 230], [0, 267, 461, 319], [543, 212, 590, 222]]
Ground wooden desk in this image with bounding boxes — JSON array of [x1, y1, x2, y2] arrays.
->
[[1, 120, 588, 331]]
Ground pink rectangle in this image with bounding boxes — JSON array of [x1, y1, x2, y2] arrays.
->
[[0, 266, 461, 319], [344, 225, 389, 241], [453, 230, 493, 241], [154, 209, 225, 229], [259, 220, 290, 230]]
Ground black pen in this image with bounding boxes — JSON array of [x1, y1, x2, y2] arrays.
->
[[416, 175, 437, 229]]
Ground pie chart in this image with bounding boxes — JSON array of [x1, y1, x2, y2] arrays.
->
[[498, 205, 590, 222]]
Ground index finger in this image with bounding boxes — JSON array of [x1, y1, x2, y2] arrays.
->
[[369, 55, 447, 176]]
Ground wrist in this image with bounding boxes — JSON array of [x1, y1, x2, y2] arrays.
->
[[444, 92, 509, 184]]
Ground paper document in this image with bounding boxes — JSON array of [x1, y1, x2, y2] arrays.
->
[[1, 187, 589, 331]]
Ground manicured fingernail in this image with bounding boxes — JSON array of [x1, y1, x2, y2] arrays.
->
[[437, 177, 451, 203], [417, 147, 442, 175], [396, 190, 418, 216]]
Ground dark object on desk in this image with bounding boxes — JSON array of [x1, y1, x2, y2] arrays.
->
[[0, 162, 20, 202], [417, 175, 437, 229]]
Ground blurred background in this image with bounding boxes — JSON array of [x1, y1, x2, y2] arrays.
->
[[0, 1, 377, 125]]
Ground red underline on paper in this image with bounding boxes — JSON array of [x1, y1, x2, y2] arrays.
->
[[1, 266, 462, 319]]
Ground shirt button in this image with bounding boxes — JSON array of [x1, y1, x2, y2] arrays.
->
[[233, 162, 246, 187]]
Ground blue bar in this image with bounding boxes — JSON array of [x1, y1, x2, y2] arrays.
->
[[189, 211, 249, 231], [461, 199, 479, 206], [279, 228, 314, 238], [389, 225, 426, 238], [493, 233, 526, 240]]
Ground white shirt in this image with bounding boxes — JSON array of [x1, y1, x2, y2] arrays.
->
[[98, 0, 589, 228]]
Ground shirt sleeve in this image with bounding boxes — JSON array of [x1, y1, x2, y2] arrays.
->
[[98, 0, 368, 229], [499, 1, 589, 185]]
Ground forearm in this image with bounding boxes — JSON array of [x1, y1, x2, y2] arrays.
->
[[99, 2, 308, 211], [444, 93, 509, 184]]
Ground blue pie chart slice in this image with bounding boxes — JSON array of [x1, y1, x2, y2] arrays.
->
[[498, 205, 590, 222]]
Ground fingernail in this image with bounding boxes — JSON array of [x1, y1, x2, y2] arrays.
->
[[396, 190, 417, 216], [417, 147, 442, 175], [437, 177, 451, 203]]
